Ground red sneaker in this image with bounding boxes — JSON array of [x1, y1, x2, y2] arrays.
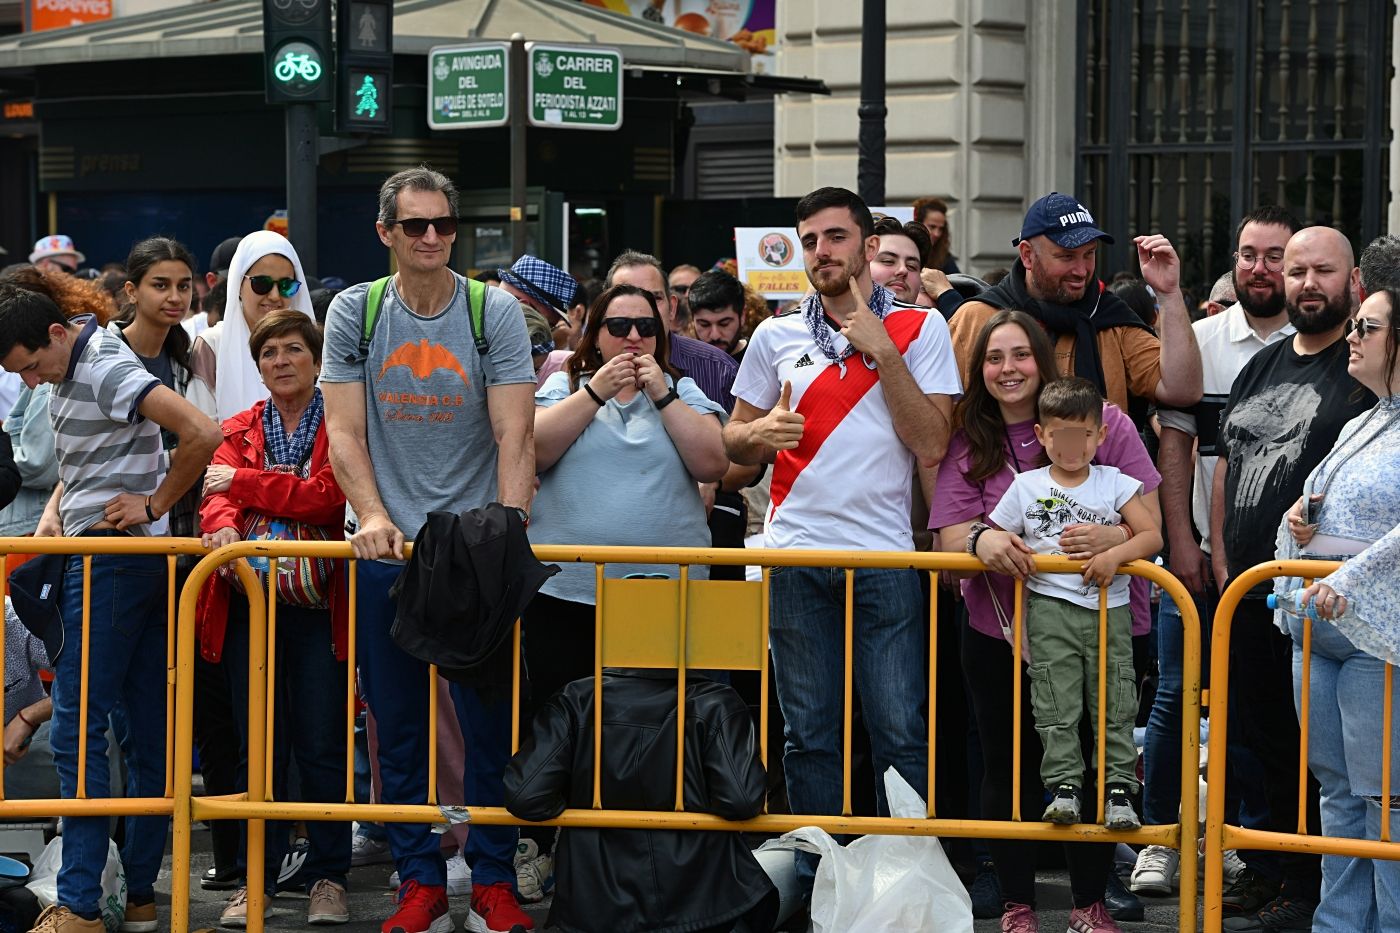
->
[[468, 882, 534, 933], [382, 880, 452, 933]]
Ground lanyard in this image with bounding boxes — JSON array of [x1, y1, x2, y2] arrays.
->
[[1309, 404, 1400, 502]]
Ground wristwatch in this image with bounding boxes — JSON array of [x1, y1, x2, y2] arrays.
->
[[510, 506, 530, 528], [654, 387, 680, 410]]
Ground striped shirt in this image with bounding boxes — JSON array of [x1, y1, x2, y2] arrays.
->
[[52, 316, 164, 536], [668, 333, 737, 413]]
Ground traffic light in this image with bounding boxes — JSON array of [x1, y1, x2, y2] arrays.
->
[[263, 0, 333, 104], [337, 0, 393, 134]]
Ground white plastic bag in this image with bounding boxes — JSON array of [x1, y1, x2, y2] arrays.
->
[[26, 837, 127, 932], [758, 768, 973, 933]]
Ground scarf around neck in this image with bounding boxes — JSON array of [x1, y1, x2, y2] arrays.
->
[[800, 281, 896, 377], [979, 263, 1152, 397], [262, 387, 324, 470]]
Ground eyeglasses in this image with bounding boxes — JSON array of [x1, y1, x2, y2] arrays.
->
[[1234, 249, 1286, 271], [244, 275, 302, 298], [602, 316, 660, 338], [1348, 316, 1388, 340], [393, 216, 459, 238]]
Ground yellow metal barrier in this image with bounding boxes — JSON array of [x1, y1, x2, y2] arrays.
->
[[0, 536, 204, 819], [170, 541, 1203, 933], [1202, 559, 1400, 932]]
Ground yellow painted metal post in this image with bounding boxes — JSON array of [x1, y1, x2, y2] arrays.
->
[[1298, 607, 1312, 836], [759, 567, 770, 814], [842, 568, 854, 817], [344, 560, 357, 804], [927, 571, 937, 818], [593, 564, 604, 809], [1096, 585, 1108, 825], [674, 566, 689, 811], [243, 560, 269, 933], [1384, 665, 1394, 842], [165, 555, 177, 798], [427, 666, 438, 806], [77, 556, 91, 798], [264, 573, 278, 799], [1011, 580, 1024, 823]]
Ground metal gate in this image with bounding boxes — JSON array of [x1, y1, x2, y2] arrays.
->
[[1077, 0, 1393, 294]]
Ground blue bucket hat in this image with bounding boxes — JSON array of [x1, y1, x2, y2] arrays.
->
[[496, 256, 577, 316], [1013, 192, 1115, 249]]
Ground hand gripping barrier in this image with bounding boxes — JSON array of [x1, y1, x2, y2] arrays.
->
[[165, 541, 1204, 933], [1203, 559, 1400, 932]]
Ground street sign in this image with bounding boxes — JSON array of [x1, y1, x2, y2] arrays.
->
[[526, 43, 623, 131], [428, 43, 510, 130]]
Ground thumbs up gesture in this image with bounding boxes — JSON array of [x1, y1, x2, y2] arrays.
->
[[754, 380, 805, 451]]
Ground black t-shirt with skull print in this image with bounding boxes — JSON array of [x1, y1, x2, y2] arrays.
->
[[1219, 334, 1375, 586]]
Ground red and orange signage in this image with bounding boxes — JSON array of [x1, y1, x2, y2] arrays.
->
[[26, 0, 112, 32]]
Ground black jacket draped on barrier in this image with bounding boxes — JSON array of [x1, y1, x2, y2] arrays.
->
[[505, 669, 778, 933]]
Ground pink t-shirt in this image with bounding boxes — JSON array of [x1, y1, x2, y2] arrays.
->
[[930, 403, 1162, 640]]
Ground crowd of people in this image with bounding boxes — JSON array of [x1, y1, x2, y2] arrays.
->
[[0, 166, 1397, 933]]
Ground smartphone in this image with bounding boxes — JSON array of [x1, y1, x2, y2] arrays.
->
[[1304, 494, 1323, 526]]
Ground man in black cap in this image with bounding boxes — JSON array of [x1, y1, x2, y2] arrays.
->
[[948, 192, 1202, 413]]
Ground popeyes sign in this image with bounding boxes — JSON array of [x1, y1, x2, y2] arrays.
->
[[26, 0, 112, 32]]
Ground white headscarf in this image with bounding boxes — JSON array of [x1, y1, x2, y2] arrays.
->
[[215, 230, 315, 421]]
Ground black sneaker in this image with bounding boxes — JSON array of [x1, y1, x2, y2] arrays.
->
[[1105, 868, 1145, 921], [966, 860, 1002, 920], [1221, 868, 1281, 915], [1220, 893, 1317, 931], [202, 866, 244, 891]]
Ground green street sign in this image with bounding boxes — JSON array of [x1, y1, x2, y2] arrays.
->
[[427, 42, 509, 130], [527, 43, 623, 131]]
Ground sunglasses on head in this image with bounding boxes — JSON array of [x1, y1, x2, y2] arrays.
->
[[244, 274, 302, 298], [602, 316, 660, 338], [394, 216, 459, 238]]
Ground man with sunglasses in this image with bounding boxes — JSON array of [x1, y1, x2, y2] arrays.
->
[[322, 167, 538, 933], [27, 235, 85, 276], [1135, 206, 1301, 897]]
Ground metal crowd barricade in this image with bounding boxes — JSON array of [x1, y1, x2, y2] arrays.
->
[[171, 542, 1203, 933], [1202, 559, 1400, 932], [0, 536, 204, 816]]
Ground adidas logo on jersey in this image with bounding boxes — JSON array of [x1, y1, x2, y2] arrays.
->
[[794, 353, 814, 368]]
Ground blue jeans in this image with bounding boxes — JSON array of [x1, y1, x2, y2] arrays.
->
[[51, 546, 169, 914], [768, 567, 927, 882], [355, 560, 515, 889], [223, 601, 351, 890], [1286, 614, 1400, 932]]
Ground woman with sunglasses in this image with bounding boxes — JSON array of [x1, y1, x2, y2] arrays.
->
[[189, 230, 314, 422], [522, 279, 728, 745], [1276, 289, 1400, 931]]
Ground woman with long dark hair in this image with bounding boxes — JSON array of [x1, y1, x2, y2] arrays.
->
[[931, 309, 1161, 933]]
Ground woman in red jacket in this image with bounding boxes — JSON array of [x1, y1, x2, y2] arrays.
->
[[197, 309, 352, 928]]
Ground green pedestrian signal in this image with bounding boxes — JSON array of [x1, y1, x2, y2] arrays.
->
[[354, 74, 379, 118]]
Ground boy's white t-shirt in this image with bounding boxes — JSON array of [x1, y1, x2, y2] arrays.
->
[[988, 464, 1143, 609]]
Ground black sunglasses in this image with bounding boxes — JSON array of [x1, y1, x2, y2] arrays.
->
[[602, 316, 660, 338], [1348, 316, 1388, 340], [394, 216, 459, 238], [244, 275, 302, 298]]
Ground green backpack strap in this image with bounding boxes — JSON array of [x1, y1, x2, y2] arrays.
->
[[355, 275, 393, 363], [466, 276, 488, 356]]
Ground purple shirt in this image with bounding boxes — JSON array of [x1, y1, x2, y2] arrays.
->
[[669, 333, 737, 413], [930, 403, 1162, 640]]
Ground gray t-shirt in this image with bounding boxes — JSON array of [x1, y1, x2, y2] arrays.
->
[[321, 274, 535, 539], [531, 371, 725, 604]]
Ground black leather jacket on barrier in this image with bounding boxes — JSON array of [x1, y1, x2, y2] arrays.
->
[[504, 669, 778, 933]]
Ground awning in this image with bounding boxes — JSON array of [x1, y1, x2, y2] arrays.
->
[[0, 0, 802, 79]]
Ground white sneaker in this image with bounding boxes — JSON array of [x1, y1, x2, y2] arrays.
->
[[514, 838, 554, 903], [1129, 844, 1179, 895], [351, 829, 392, 867], [1222, 848, 1246, 885], [388, 851, 471, 896]]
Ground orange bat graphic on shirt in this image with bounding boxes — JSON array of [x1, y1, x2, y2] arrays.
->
[[379, 339, 470, 384]]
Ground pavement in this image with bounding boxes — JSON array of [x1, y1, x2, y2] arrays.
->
[[162, 823, 1194, 932]]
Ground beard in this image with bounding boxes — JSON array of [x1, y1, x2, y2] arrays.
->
[[1234, 271, 1286, 319], [1028, 261, 1088, 305], [808, 253, 865, 298], [1286, 288, 1353, 335]]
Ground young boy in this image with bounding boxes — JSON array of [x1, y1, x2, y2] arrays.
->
[[987, 377, 1162, 830]]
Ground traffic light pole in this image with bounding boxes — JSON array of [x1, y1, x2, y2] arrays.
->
[[286, 102, 319, 276], [509, 33, 527, 260]]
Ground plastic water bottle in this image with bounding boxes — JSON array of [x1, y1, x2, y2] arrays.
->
[[1268, 588, 1351, 624]]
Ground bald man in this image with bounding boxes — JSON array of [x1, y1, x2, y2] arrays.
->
[[1208, 225, 1372, 926]]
